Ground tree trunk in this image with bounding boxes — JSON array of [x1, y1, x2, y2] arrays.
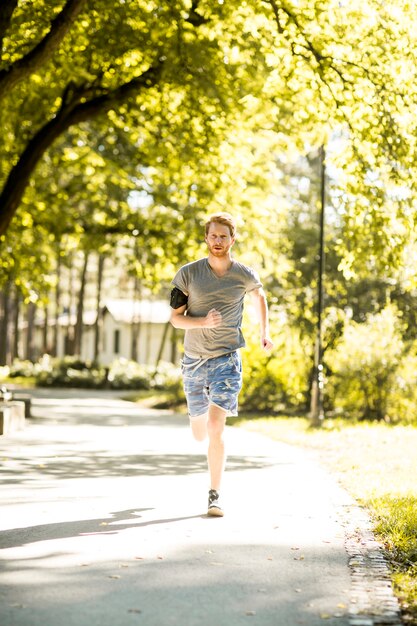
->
[[25, 302, 36, 362], [154, 322, 171, 370], [42, 304, 49, 354], [0, 284, 10, 365], [170, 326, 178, 365], [93, 253, 105, 363], [11, 287, 20, 362], [130, 276, 141, 362], [52, 251, 62, 357], [66, 252, 75, 355], [73, 251, 89, 357]]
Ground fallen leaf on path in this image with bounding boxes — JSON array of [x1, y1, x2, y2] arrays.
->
[[245, 610, 256, 616], [293, 555, 305, 561], [320, 614, 330, 619], [108, 575, 121, 579], [128, 609, 142, 614]]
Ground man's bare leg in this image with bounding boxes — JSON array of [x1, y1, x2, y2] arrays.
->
[[190, 405, 226, 516], [207, 403, 227, 491], [190, 413, 208, 442]]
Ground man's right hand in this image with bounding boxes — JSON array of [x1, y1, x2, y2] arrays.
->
[[203, 308, 222, 328]]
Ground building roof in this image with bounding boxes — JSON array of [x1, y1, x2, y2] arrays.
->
[[25, 298, 171, 328], [102, 299, 171, 324]]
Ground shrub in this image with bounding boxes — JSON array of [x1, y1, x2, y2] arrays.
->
[[325, 305, 405, 420], [150, 360, 184, 406], [8, 359, 39, 378], [35, 355, 106, 388], [240, 321, 311, 412], [107, 358, 184, 401], [107, 358, 152, 390], [385, 345, 417, 425]]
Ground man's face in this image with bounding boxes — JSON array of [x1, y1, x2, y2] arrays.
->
[[205, 222, 235, 257]]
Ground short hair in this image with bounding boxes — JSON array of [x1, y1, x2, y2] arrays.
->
[[205, 212, 236, 238]]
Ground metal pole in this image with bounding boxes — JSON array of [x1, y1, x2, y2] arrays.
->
[[310, 145, 326, 426]]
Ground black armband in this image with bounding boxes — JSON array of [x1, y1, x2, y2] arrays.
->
[[170, 287, 188, 309]]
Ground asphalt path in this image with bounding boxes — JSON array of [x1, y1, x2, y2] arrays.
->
[[0, 389, 355, 626]]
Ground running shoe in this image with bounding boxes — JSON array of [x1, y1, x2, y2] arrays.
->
[[208, 489, 224, 517]]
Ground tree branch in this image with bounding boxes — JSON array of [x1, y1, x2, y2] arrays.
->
[[186, 1, 209, 27], [264, 0, 284, 34], [0, 60, 164, 237], [0, 0, 87, 100]]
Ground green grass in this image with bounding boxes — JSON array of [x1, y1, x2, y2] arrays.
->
[[233, 415, 417, 624], [0, 376, 36, 388]]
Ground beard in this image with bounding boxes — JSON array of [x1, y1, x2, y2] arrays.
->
[[207, 241, 232, 257]]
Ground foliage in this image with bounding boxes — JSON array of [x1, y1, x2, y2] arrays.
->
[[6, 359, 40, 379], [1, 0, 416, 292], [35, 355, 106, 388], [106, 357, 152, 390], [325, 305, 405, 420], [28, 354, 183, 392], [386, 346, 417, 425], [108, 358, 183, 403], [240, 312, 311, 412]]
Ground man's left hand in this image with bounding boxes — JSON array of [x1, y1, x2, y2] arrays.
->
[[261, 337, 274, 352]]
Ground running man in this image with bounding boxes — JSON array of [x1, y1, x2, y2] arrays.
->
[[170, 212, 273, 516]]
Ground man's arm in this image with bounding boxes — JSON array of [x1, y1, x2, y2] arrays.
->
[[250, 287, 273, 352], [170, 304, 222, 330]]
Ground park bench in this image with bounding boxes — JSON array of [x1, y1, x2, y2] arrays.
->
[[0, 386, 28, 436]]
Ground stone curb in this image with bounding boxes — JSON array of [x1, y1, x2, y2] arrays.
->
[[342, 503, 403, 626]]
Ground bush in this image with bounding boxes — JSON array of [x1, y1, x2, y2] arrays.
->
[[8, 359, 39, 378], [150, 360, 184, 406], [35, 355, 106, 388], [31, 355, 184, 394], [325, 305, 405, 420], [386, 345, 417, 425], [107, 358, 152, 390], [240, 322, 311, 412]]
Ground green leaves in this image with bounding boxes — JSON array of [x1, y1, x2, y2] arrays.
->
[[0, 0, 416, 321]]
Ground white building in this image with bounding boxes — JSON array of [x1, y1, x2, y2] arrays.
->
[[24, 298, 180, 366]]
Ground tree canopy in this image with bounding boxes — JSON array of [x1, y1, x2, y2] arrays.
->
[[0, 0, 416, 294]]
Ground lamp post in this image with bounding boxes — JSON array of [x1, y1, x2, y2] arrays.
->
[[310, 145, 326, 426]]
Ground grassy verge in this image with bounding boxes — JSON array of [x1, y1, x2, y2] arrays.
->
[[232, 415, 417, 624], [0, 376, 36, 388]]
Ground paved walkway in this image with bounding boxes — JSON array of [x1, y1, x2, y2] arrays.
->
[[0, 389, 401, 626]]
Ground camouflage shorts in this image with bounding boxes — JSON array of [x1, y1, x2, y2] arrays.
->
[[181, 351, 243, 419]]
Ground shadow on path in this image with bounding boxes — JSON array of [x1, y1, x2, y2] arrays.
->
[[0, 508, 210, 550], [0, 451, 279, 483]]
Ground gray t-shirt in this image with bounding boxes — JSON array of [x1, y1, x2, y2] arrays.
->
[[172, 257, 262, 359]]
